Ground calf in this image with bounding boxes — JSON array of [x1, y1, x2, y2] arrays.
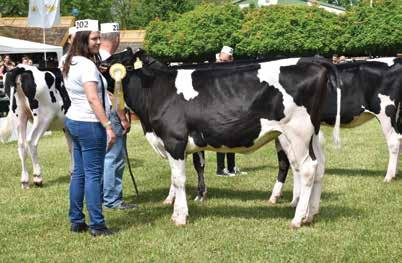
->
[[269, 59, 402, 204], [104, 49, 335, 228], [0, 64, 72, 189]]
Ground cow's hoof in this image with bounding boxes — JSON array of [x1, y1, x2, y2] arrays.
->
[[173, 215, 187, 226], [303, 215, 314, 225], [163, 198, 174, 205], [290, 198, 299, 208], [21, 182, 30, 189], [268, 195, 279, 204], [194, 195, 206, 202], [383, 176, 395, 183], [33, 175, 43, 187], [289, 222, 301, 229]]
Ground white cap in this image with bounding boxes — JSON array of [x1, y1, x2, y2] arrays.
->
[[220, 46, 233, 56], [101, 22, 120, 33], [75, 19, 99, 32], [68, 26, 76, 36]]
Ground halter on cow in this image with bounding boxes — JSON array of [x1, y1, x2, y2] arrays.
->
[[103, 48, 333, 228]]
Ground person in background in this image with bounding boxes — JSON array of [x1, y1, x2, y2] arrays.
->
[[215, 46, 245, 177], [21, 56, 30, 65], [28, 59, 33, 66], [62, 19, 115, 237], [99, 22, 136, 210], [0, 55, 15, 78]]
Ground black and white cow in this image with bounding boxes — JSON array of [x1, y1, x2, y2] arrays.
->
[[268, 59, 402, 204], [0, 64, 72, 189], [103, 48, 339, 228]]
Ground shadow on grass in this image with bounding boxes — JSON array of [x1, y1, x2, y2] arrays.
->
[[127, 186, 341, 204], [108, 199, 361, 228], [44, 174, 70, 187], [326, 168, 385, 177]]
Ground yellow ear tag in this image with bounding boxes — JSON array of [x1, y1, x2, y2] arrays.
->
[[134, 57, 143, 70]]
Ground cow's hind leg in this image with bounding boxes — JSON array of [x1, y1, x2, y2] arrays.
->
[[384, 133, 401, 182], [167, 152, 188, 226], [16, 114, 29, 189], [64, 128, 74, 176], [304, 134, 325, 224], [269, 138, 290, 204], [193, 151, 206, 202], [163, 183, 176, 205], [27, 116, 52, 187], [282, 136, 317, 229]]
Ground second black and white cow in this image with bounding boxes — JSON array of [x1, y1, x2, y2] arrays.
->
[[0, 64, 72, 189], [268, 59, 402, 204], [104, 49, 337, 228]]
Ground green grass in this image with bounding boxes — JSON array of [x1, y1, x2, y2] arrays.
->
[[0, 120, 401, 262]]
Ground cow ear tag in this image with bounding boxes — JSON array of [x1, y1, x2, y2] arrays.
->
[[134, 58, 143, 70]]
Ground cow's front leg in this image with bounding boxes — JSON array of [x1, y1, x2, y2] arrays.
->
[[167, 152, 188, 226]]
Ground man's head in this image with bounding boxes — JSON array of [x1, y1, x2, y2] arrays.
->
[[216, 46, 234, 63], [100, 22, 120, 55], [21, 56, 29, 65]]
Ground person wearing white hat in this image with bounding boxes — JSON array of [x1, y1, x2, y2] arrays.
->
[[216, 45, 234, 63], [63, 19, 115, 237], [99, 22, 136, 210], [215, 46, 245, 177]]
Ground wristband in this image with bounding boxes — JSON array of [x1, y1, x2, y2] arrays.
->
[[102, 121, 111, 128]]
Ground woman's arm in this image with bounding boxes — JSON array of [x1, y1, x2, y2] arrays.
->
[[83, 81, 116, 148]]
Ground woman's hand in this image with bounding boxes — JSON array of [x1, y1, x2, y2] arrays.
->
[[106, 126, 116, 150]]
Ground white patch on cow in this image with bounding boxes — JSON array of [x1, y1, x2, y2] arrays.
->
[[145, 132, 167, 158], [368, 57, 395, 66], [175, 70, 199, 101]]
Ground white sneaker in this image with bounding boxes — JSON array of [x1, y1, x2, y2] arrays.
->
[[228, 167, 247, 176]]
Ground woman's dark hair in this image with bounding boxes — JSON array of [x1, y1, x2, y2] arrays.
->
[[63, 31, 100, 77]]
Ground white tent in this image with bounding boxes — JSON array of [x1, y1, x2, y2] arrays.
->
[[0, 36, 62, 62]]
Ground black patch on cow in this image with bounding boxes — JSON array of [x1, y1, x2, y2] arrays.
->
[[44, 72, 54, 89], [279, 64, 328, 133], [309, 137, 316, 161], [276, 147, 290, 183], [20, 71, 39, 110], [49, 91, 57, 103]]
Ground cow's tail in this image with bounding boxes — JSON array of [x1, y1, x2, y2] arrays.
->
[[317, 60, 342, 148], [0, 87, 15, 143]]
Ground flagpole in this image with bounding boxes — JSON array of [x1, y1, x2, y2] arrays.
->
[[43, 27, 47, 67]]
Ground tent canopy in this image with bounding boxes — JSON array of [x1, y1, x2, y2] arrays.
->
[[0, 36, 62, 62]]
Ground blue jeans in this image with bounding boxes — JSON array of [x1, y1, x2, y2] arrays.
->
[[65, 118, 107, 230], [103, 111, 126, 208]]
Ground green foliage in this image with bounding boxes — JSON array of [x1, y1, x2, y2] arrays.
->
[[340, 1, 402, 56], [145, 2, 402, 61], [60, 0, 114, 23], [145, 4, 244, 61], [235, 5, 341, 57], [0, 0, 28, 17]]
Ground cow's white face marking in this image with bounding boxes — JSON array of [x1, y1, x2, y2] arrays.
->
[[175, 70, 199, 101], [145, 132, 167, 158]]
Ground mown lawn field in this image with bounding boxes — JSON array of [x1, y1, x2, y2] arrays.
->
[[0, 120, 401, 262]]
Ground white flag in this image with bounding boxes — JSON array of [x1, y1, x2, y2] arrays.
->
[[28, 0, 60, 28]]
